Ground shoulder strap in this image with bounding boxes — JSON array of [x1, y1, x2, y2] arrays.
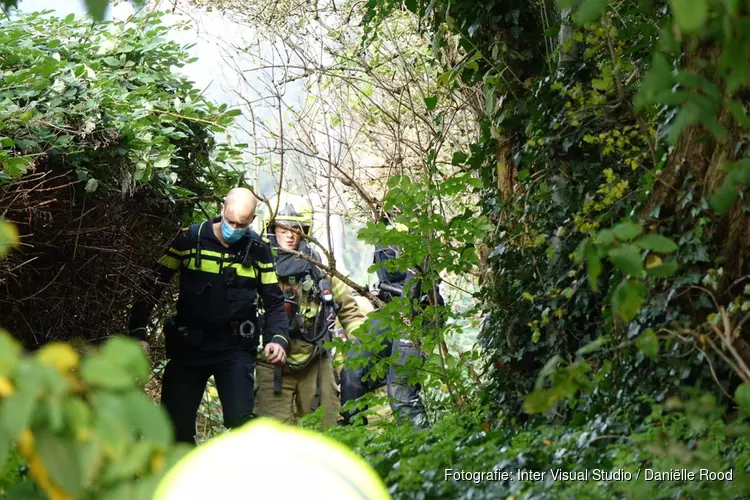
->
[[190, 221, 206, 268], [240, 229, 264, 272]]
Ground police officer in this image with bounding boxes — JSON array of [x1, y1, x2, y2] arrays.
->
[[254, 193, 366, 427], [128, 188, 289, 444]]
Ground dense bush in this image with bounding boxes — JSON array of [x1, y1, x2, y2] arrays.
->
[[0, 11, 245, 347]]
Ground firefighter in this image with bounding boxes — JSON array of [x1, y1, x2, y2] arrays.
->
[[128, 187, 289, 444], [254, 193, 366, 426]]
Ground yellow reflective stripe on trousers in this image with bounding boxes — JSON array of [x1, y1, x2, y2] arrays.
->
[[287, 352, 313, 367], [368, 386, 392, 420], [257, 261, 274, 270]]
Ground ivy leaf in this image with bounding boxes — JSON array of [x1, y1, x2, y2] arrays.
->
[[647, 260, 679, 277], [635, 328, 659, 360], [636, 234, 678, 253], [594, 228, 615, 246], [586, 244, 601, 292], [575, 0, 607, 25], [517, 169, 530, 181], [710, 184, 739, 214], [535, 354, 564, 390], [612, 221, 642, 241], [608, 245, 644, 276], [573, 238, 588, 265], [635, 53, 674, 109], [710, 159, 750, 214], [85, 178, 99, 193], [575, 336, 610, 357], [424, 96, 438, 111], [451, 152, 468, 165], [612, 279, 646, 322], [669, 0, 708, 32], [736, 384, 750, 413], [523, 389, 557, 414]]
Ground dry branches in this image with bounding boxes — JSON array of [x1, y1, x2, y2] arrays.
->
[[0, 163, 181, 348]]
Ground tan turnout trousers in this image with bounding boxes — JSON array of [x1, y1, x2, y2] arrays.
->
[[255, 350, 340, 426]]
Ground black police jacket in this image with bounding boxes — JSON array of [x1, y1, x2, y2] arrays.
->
[[128, 217, 289, 351]]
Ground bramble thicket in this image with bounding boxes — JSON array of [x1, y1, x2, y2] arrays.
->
[[1, 0, 750, 498]]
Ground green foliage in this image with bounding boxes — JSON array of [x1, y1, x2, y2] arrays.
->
[[0, 331, 190, 498], [1, 0, 144, 21], [0, 11, 244, 210], [359, 1, 750, 492], [324, 395, 750, 499], [335, 170, 488, 420]]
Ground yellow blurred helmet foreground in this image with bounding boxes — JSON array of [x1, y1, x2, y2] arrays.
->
[[154, 418, 391, 500]]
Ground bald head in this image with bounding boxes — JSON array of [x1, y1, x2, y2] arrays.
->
[[221, 188, 257, 228]]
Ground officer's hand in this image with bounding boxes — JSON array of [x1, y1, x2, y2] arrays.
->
[[264, 343, 287, 365], [139, 341, 150, 357]]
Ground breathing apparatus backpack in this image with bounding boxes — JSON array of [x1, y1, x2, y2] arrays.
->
[[259, 243, 340, 372]]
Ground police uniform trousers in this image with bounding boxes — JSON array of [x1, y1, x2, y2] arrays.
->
[[161, 347, 257, 444], [255, 340, 340, 426]]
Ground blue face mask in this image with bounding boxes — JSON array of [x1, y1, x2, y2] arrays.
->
[[221, 220, 246, 243]]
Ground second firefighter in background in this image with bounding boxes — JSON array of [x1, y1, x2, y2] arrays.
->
[[255, 194, 365, 426]]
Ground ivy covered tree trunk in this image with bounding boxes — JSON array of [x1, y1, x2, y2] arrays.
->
[[645, 46, 750, 282]]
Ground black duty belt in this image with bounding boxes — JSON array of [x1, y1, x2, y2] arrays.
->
[[173, 318, 257, 342]]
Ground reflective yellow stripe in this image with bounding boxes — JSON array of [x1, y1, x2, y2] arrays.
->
[[169, 248, 191, 256], [368, 386, 392, 420], [200, 249, 225, 258], [158, 255, 180, 270], [185, 259, 221, 273], [288, 352, 312, 366], [260, 271, 278, 284], [257, 261, 274, 270], [228, 263, 258, 279], [305, 304, 319, 317]]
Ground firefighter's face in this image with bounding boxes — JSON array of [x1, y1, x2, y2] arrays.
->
[[275, 226, 300, 251]]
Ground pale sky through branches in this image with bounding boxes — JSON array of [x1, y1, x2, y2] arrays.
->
[[12, 0, 374, 282]]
